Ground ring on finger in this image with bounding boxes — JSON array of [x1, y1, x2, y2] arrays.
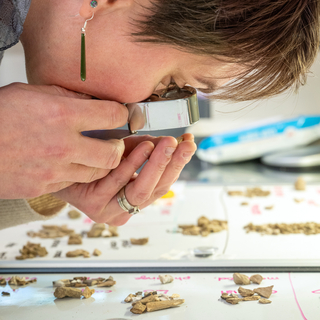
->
[[117, 186, 140, 215]]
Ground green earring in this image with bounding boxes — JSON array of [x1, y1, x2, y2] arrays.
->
[[81, 12, 95, 81]]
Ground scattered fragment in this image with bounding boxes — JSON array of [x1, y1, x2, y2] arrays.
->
[[93, 248, 102, 256], [294, 198, 304, 203], [130, 238, 149, 245], [259, 298, 272, 304], [68, 234, 82, 245], [102, 226, 119, 237], [146, 299, 185, 312], [125, 294, 135, 303], [131, 302, 147, 314], [15, 242, 48, 260], [53, 279, 70, 287], [179, 216, 228, 237], [96, 276, 116, 287], [295, 177, 306, 191], [253, 286, 274, 299], [250, 274, 263, 285], [1, 292, 10, 296], [87, 223, 106, 238], [68, 210, 81, 219], [228, 187, 270, 198], [241, 202, 248, 206], [226, 298, 241, 305], [82, 287, 95, 299], [27, 225, 74, 239], [265, 206, 273, 210], [0, 279, 6, 285], [238, 287, 254, 297], [244, 222, 320, 235], [233, 273, 250, 285], [242, 295, 260, 301], [159, 275, 174, 284], [54, 287, 83, 299], [221, 293, 230, 300], [53, 277, 110, 287], [126, 291, 185, 314], [66, 249, 90, 258]]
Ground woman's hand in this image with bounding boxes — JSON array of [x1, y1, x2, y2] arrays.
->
[[0, 82, 128, 199], [54, 133, 197, 226]]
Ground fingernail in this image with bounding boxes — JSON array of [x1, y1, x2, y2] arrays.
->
[[144, 149, 152, 157], [165, 147, 176, 156], [183, 151, 194, 159]]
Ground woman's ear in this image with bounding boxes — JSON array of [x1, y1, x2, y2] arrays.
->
[[79, 0, 134, 19]]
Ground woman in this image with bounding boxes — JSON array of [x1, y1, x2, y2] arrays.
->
[[0, 0, 319, 228]]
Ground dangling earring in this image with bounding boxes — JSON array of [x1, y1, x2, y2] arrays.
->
[[81, 2, 98, 81]]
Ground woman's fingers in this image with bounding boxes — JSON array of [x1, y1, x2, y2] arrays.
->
[[124, 136, 178, 206]]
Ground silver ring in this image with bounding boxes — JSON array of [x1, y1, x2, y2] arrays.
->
[[117, 187, 140, 215]]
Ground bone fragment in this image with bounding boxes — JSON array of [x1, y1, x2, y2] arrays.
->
[[238, 287, 254, 297], [159, 275, 174, 284], [242, 295, 260, 301], [253, 286, 274, 299], [54, 287, 83, 299], [130, 238, 149, 245], [130, 302, 146, 314], [295, 177, 306, 191], [68, 234, 82, 245], [259, 298, 272, 304], [233, 273, 250, 285], [66, 249, 90, 258], [250, 274, 263, 285], [146, 299, 185, 312], [82, 287, 95, 299], [68, 210, 81, 219], [93, 248, 102, 256]]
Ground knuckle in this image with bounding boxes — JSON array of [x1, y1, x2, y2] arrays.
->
[[108, 102, 128, 127], [108, 170, 127, 190], [105, 141, 124, 169], [153, 187, 170, 199], [133, 191, 150, 204], [155, 161, 168, 173]]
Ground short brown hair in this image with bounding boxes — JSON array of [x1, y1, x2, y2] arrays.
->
[[133, 0, 320, 101]]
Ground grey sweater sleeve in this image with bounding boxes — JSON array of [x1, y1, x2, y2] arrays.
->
[[0, 195, 67, 230]]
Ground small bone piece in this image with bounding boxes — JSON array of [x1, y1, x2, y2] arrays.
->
[[176, 136, 184, 144], [54, 287, 83, 299], [259, 298, 272, 304], [2, 292, 10, 296], [66, 249, 90, 258], [170, 294, 180, 299], [265, 206, 274, 210], [131, 302, 146, 314], [96, 279, 116, 287], [295, 177, 306, 191], [238, 287, 254, 297], [221, 293, 229, 300], [253, 286, 274, 299], [93, 249, 102, 256], [53, 279, 70, 287], [250, 274, 263, 285], [294, 198, 304, 203], [233, 273, 250, 285], [159, 275, 174, 284], [87, 223, 106, 238], [130, 238, 149, 245], [138, 294, 160, 305], [241, 202, 248, 206], [68, 210, 81, 219], [146, 299, 185, 312], [125, 294, 135, 303], [225, 298, 242, 304], [68, 234, 82, 245], [242, 295, 260, 301], [15, 242, 48, 260], [0, 279, 6, 285], [82, 287, 95, 299]]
